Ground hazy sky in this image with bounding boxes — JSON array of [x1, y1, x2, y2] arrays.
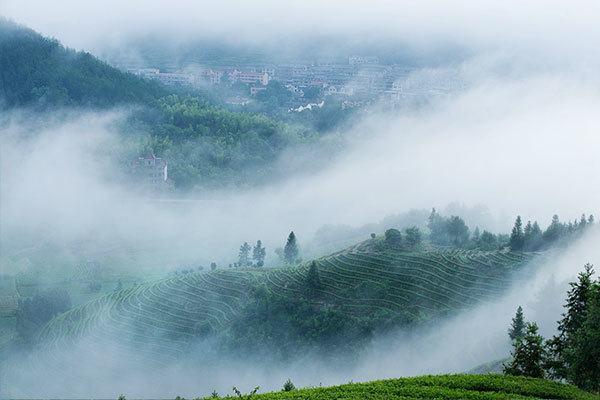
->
[[2, 0, 600, 64]]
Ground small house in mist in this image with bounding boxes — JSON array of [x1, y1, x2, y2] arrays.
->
[[134, 152, 174, 192]]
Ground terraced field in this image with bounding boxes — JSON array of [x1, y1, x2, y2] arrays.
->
[[35, 245, 536, 364], [199, 374, 599, 400]]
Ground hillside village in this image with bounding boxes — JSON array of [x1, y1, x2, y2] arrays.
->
[[127, 55, 466, 108]]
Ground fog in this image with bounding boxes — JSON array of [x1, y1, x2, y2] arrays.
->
[[3, 0, 600, 67], [3, 64, 599, 269], [2, 1, 600, 398]]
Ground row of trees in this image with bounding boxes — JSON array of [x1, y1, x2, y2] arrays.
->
[[235, 240, 266, 268], [383, 226, 422, 248], [234, 232, 301, 268], [503, 264, 600, 392], [509, 214, 594, 251]]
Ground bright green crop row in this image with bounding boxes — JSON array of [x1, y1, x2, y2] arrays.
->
[[199, 374, 599, 400]]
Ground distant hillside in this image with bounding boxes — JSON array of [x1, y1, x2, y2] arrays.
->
[[0, 19, 320, 189], [35, 240, 536, 365], [0, 18, 167, 109], [199, 374, 599, 400]]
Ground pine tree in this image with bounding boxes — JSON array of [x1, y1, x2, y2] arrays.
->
[[284, 231, 299, 264], [306, 261, 321, 296], [508, 306, 525, 341], [428, 208, 447, 245], [546, 263, 595, 380], [543, 214, 563, 243], [472, 226, 481, 242], [238, 242, 251, 267], [252, 240, 266, 267], [510, 216, 524, 250], [570, 279, 600, 392], [503, 322, 547, 378], [579, 214, 587, 229]]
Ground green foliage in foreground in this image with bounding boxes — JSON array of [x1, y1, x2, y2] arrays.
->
[[197, 375, 599, 400]]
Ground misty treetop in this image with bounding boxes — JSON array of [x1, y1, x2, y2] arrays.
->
[[509, 214, 594, 251]]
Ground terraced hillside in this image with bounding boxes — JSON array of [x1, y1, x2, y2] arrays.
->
[[199, 374, 599, 400], [35, 245, 536, 364]]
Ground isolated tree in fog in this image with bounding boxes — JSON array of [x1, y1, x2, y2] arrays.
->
[[508, 306, 525, 341], [503, 322, 547, 378], [239, 242, 251, 267], [510, 216, 525, 250], [446, 216, 469, 246], [284, 231, 299, 264], [253, 240, 266, 267], [306, 261, 321, 296]]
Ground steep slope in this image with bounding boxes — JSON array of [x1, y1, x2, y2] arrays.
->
[[0, 18, 166, 109], [35, 244, 536, 364]]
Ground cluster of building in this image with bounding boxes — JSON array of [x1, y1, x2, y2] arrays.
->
[[127, 55, 466, 108]]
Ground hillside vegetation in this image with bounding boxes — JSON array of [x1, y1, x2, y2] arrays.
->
[[0, 18, 322, 189], [198, 374, 599, 400], [35, 243, 534, 364], [0, 19, 166, 108]]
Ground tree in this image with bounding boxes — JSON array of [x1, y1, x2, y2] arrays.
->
[[472, 226, 481, 242], [404, 226, 422, 247], [210, 262, 217, 270], [523, 220, 543, 250], [306, 261, 321, 296], [239, 242, 251, 267], [503, 322, 547, 378], [428, 208, 447, 244], [16, 288, 72, 343], [569, 279, 600, 392], [284, 231, 299, 264], [508, 306, 525, 341], [543, 214, 564, 243], [510, 216, 525, 250], [385, 228, 402, 246], [446, 216, 470, 246], [282, 379, 296, 392], [546, 263, 595, 381], [252, 240, 266, 267], [479, 230, 498, 250]]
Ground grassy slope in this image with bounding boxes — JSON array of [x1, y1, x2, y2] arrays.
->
[[35, 241, 535, 363], [200, 374, 599, 400]]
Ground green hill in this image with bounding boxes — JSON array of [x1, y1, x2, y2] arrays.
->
[[35, 242, 536, 363], [198, 374, 599, 400], [0, 18, 167, 109]]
